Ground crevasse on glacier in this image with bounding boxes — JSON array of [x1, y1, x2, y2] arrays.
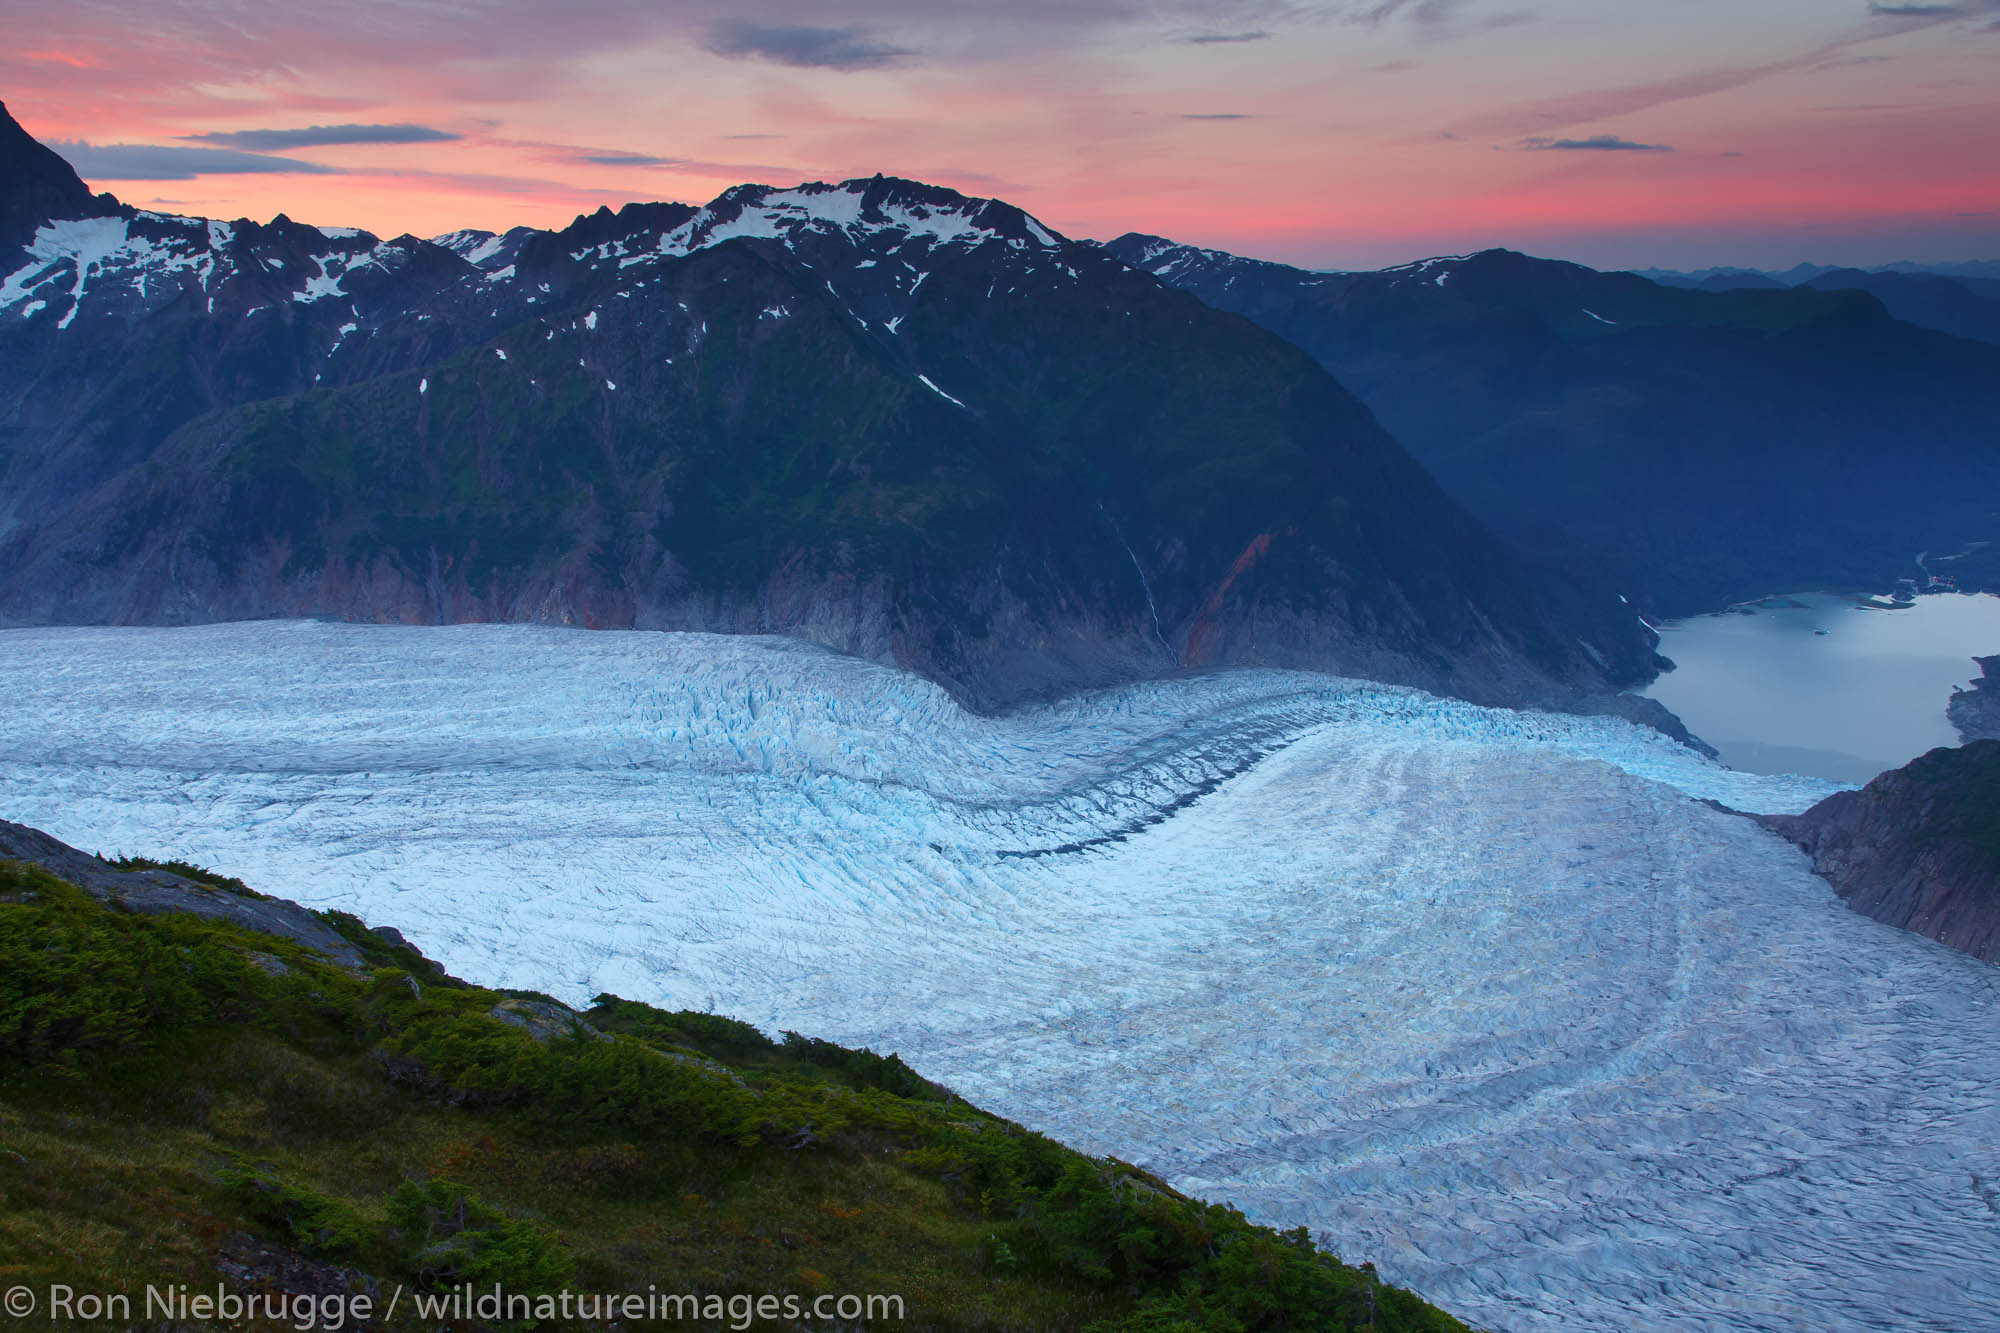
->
[[2, 622, 1994, 1333]]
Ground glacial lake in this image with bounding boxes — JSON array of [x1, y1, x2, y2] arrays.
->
[[1642, 590, 2000, 784]]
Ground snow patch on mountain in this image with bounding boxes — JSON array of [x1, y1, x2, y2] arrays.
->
[[915, 373, 966, 408], [434, 229, 506, 266], [560, 179, 1069, 286], [1109, 233, 1343, 291], [5, 174, 1078, 347], [2, 216, 188, 319], [0, 210, 407, 327], [293, 258, 345, 303]]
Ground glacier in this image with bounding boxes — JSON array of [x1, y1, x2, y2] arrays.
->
[[1, 621, 1996, 1333]]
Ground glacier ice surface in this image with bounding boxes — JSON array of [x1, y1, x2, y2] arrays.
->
[[1, 622, 1994, 1333]]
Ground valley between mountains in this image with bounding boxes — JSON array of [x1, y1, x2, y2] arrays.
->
[[0, 100, 1656, 718], [6, 91, 2000, 1333]]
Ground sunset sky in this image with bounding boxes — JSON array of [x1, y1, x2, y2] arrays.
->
[[6, 0, 1998, 270]]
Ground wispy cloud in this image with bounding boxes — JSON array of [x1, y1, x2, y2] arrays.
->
[[479, 134, 700, 172], [1181, 31, 1272, 44], [571, 150, 684, 167], [1350, 0, 1447, 24], [910, 167, 1031, 195], [703, 20, 913, 70], [1865, 0, 2000, 19], [1521, 134, 1673, 151], [180, 122, 461, 149], [1451, 52, 1831, 138], [339, 165, 632, 200], [1345, 0, 1535, 38], [1181, 112, 1256, 120], [1448, 0, 2000, 145], [51, 140, 340, 179]]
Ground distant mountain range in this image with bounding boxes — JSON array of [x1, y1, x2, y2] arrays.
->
[[1107, 236, 2000, 616], [1635, 264, 2000, 346], [1639, 258, 2000, 286], [0, 102, 1662, 716]]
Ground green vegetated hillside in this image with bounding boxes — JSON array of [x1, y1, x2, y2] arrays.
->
[[0, 849, 1471, 1332]]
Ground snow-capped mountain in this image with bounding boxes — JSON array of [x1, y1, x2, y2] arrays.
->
[[0, 101, 1662, 713], [0, 169, 1110, 431], [1103, 233, 2000, 615]]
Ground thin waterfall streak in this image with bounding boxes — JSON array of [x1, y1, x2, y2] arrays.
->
[[1099, 503, 1180, 666]]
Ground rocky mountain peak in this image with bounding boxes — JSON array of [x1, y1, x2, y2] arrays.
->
[[0, 100, 113, 249]]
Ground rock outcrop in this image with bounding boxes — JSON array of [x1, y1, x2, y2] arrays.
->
[[1761, 741, 2000, 963], [1948, 656, 2000, 744], [0, 818, 367, 966]]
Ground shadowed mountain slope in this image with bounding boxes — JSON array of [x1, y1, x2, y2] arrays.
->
[[1108, 235, 2000, 615], [0, 105, 1659, 714]]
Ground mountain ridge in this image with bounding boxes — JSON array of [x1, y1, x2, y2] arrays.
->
[[0, 103, 1664, 718], [1106, 232, 2000, 616], [0, 97, 111, 249]]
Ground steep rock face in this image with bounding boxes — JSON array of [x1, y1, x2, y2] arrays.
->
[[1106, 235, 2000, 616], [1949, 656, 2000, 744], [0, 106, 1660, 713], [1762, 741, 2000, 963], [0, 98, 105, 249]]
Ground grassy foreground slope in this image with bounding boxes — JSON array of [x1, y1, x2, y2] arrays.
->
[[0, 849, 1470, 1331]]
